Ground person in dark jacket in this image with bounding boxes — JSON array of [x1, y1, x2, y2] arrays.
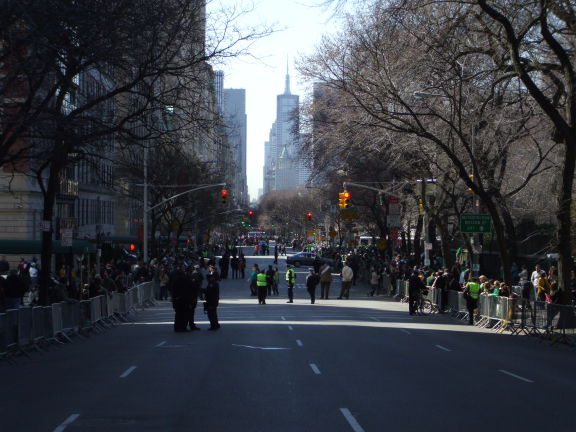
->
[[169, 264, 192, 332], [205, 265, 221, 330], [4, 270, 26, 309], [188, 265, 203, 330], [408, 270, 425, 315], [306, 268, 320, 304]]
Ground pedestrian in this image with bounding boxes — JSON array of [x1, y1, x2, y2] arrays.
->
[[273, 267, 279, 295], [408, 270, 424, 315], [219, 253, 229, 279], [274, 245, 278, 264], [238, 253, 246, 279], [306, 268, 320, 304], [230, 255, 239, 279], [368, 267, 379, 297], [169, 264, 192, 332], [286, 264, 296, 303], [249, 264, 259, 296], [205, 265, 221, 330], [432, 270, 448, 313], [257, 268, 268, 305], [319, 262, 332, 299], [337, 261, 354, 299], [530, 264, 542, 300], [266, 265, 275, 296], [463, 277, 481, 324], [537, 272, 551, 301]]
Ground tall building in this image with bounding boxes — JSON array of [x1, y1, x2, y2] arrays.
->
[[214, 70, 224, 115], [223, 88, 248, 205], [262, 66, 309, 193]]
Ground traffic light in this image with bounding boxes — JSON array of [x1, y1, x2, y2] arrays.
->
[[221, 189, 228, 204], [306, 211, 313, 221], [418, 199, 424, 214], [343, 190, 351, 208], [339, 190, 351, 208], [129, 243, 136, 251]]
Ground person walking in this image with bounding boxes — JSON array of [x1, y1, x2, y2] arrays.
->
[[337, 261, 354, 299], [319, 262, 332, 299], [272, 267, 279, 296], [205, 265, 221, 330], [257, 269, 268, 304], [306, 268, 320, 304], [463, 277, 481, 325], [286, 264, 296, 303], [368, 267, 379, 297], [274, 245, 279, 264]]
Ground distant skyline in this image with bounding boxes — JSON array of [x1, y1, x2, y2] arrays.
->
[[208, 0, 341, 200]]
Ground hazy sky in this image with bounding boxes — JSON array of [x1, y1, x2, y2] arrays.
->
[[208, 0, 341, 201]]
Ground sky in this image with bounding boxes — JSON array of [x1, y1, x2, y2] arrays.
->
[[207, 0, 342, 201]]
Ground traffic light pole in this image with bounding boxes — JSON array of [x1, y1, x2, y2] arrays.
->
[[143, 182, 226, 262]]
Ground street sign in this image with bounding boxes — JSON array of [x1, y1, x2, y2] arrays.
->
[[460, 214, 492, 233], [387, 214, 401, 228], [61, 229, 73, 247]]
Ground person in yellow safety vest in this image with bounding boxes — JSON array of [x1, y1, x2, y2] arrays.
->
[[257, 269, 268, 305], [286, 265, 296, 303], [464, 277, 481, 325]]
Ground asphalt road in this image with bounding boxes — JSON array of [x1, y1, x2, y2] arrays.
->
[[1, 248, 575, 431]]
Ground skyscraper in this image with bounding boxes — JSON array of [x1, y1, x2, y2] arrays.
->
[[263, 65, 309, 193], [223, 88, 248, 204]]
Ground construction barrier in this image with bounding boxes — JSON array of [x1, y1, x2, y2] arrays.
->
[[0, 282, 155, 360]]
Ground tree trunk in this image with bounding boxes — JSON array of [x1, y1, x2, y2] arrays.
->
[[557, 137, 576, 298], [38, 168, 60, 306]]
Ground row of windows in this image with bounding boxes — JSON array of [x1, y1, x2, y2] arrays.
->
[[77, 198, 114, 226], [77, 159, 113, 187]]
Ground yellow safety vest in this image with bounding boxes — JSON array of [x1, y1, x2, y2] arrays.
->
[[286, 268, 296, 282], [257, 273, 268, 287], [467, 282, 480, 299]]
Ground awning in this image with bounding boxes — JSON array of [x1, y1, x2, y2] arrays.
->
[[0, 239, 96, 255]]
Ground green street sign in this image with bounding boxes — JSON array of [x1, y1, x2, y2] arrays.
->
[[460, 214, 491, 233]]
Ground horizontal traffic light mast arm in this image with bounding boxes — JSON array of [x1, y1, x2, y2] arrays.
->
[[147, 183, 226, 213], [343, 181, 386, 193]]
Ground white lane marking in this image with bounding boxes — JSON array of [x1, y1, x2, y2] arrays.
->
[[340, 408, 365, 432], [120, 366, 137, 378], [499, 369, 534, 383], [281, 316, 286, 321], [296, 339, 303, 347], [370, 317, 380, 322], [288, 325, 294, 331], [155, 341, 166, 347], [400, 329, 412, 335], [232, 344, 290, 350], [310, 363, 321, 375], [435, 345, 452, 352], [53, 414, 80, 432]]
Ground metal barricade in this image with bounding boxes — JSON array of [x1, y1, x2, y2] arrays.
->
[[548, 304, 576, 345], [5, 309, 18, 350], [31, 306, 46, 344], [90, 296, 103, 323], [447, 291, 460, 314], [52, 303, 64, 337], [43, 306, 54, 341], [61, 302, 81, 335], [0, 313, 7, 356], [17, 307, 32, 347], [79, 300, 92, 331]]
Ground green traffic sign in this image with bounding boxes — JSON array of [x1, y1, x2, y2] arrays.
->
[[460, 214, 491, 233]]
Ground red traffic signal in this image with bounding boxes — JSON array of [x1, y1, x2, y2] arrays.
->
[[129, 243, 136, 251], [221, 189, 228, 204], [248, 210, 254, 216], [306, 211, 313, 221]]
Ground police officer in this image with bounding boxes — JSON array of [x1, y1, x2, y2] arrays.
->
[[169, 264, 191, 332], [205, 265, 221, 330], [286, 264, 296, 303], [256, 268, 268, 305], [408, 270, 424, 315], [188, 265, 203, 330], [464, 277, 481, 325]]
